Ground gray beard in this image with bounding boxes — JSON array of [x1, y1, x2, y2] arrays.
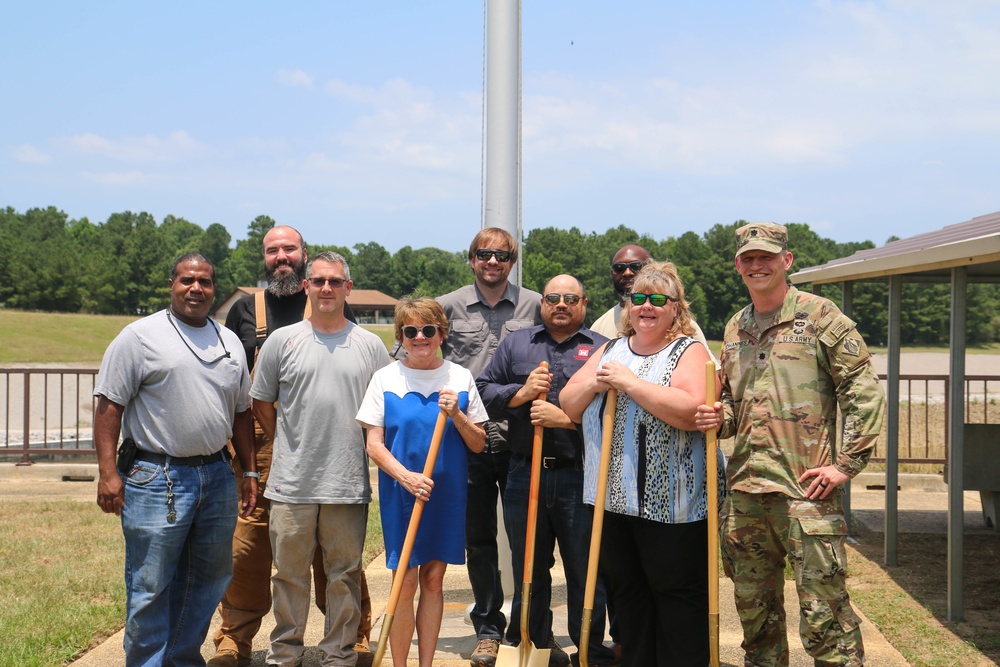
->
[[267, 271, 304, 297]]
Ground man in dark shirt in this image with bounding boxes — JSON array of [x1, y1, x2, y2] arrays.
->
[[477, 274, 617, 667], [210, 225, 370, 667]]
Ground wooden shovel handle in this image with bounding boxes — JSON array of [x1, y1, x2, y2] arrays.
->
[[520, 361, 549, 648], [580, 388, 618, 667], [705, 360, 720, 667]]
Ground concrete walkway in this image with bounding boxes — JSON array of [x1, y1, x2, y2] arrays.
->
[[0, 464, 915, 666], [68, 556, 910, 667]]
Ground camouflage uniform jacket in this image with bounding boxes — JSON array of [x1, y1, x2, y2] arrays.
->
[[718, 286, 885, 497]]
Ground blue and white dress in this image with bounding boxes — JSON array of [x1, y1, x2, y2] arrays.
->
[[357, 360, 488, 568], [581, 336, 726, 524]]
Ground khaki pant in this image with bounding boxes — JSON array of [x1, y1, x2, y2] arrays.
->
[[214, 429, 372, 658], [268, 502, 368, 666]]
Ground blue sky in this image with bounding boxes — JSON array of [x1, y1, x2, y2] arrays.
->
[[3, 1, 998, 254]]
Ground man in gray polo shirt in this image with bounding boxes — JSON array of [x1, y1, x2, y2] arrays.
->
[[436, 227, 542, 667]]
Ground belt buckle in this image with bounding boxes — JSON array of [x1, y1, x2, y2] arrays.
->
[[542, 456, 556, 469]]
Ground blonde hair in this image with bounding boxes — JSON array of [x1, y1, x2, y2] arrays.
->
[[620, 261, 696, 340], [394, 297, 449, 342]]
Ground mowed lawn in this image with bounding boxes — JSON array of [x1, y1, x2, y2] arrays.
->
[[0, 311, 140, 364], [0, 309, 390, 666], [0, 310, 399, 365]]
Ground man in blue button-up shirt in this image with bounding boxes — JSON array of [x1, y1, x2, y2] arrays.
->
[[477, 274, 617, 667]]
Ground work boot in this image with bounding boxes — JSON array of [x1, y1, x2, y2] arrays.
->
[[354, 642, 374, 667], [547, 635, 570, 667], [471, 637, 500, 666], [206, 649, 251, 667]]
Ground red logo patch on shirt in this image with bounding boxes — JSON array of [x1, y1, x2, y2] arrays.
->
[[575, 344, 595, 361]]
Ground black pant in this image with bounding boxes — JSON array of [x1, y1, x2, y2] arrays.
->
[[601, 513, 709, 667]]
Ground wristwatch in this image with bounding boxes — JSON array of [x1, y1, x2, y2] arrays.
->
[[243, 471, 261, 479]]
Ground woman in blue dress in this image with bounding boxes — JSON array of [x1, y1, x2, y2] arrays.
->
[[356, 297, 488, 667]]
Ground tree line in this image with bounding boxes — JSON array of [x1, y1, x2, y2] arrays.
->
[[4, 205, 1000, 346]]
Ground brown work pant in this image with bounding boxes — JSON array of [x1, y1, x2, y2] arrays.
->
[[214, 431, 372, 657]]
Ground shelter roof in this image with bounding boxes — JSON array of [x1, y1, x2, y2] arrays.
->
[[791, 210, 1000, 285]]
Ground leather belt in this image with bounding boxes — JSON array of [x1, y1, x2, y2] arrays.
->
[[134, 448, 230, 467], [542, 456, 578, 470]]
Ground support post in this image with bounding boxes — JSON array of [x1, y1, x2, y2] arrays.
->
[[885, 276, 901, 564], [947, 267, 967, 621], [483, 0, 522, 285]]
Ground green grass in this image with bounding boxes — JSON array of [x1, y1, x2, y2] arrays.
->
[[0, 499, 126, 666], [0, 311, 139, 364], [365, 324, 397, 352], [0, 495, 385, 667], [0, 311, 397, 365]]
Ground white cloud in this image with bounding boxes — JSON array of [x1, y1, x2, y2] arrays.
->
[[13, 144, 51, 164], [277, 69, 314, 88], [514, 0, 1000, 182], [81, 170, 159, 186], [63, 131, 205, 163]]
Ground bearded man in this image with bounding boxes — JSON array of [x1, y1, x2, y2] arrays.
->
[[211, 225, 372, 667]]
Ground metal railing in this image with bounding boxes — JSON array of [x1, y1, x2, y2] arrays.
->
[[2, 368, 999, 466], [873, 374, 1000, 464], [1, 367, 98, 464]]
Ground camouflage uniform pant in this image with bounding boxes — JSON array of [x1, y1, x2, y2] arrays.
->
[[721, 491, 864, 667]]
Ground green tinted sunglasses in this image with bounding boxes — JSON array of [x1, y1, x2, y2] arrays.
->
[[630, 293, 675, 307]]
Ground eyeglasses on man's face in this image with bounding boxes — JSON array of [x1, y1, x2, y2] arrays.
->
[[630, 292, 675, 307], [309, 277, 347, 289], [474, 249, 512, 263], [402, 324, 440, 339], [611, 261, 647, 275], [543, 293, 582, 306]]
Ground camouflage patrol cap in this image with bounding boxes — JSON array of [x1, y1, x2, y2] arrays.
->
[[735, 222, 787, 258]]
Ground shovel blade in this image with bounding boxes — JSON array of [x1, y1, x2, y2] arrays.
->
[[496, 642, 551, 667]]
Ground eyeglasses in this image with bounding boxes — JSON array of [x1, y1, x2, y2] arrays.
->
[[630, 293, 675, 307], [309, 277, 347, 289], [611, 261, 647, 275], [402, 324, 440, 339], [543, 293, 582, 306], [474, 249, 512, 263]]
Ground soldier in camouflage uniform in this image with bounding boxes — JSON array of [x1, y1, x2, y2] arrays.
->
[[695, 222, 885, 667]]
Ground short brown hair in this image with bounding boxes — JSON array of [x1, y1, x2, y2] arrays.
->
[[468, 227, 519, 264], [394, 297, 450, 342], [620, 261, 696, 340]]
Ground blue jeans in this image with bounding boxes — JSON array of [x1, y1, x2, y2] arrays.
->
[[465, 448, 511, 640], [503, 457, 614, 663], [121, 458, 237, 667]]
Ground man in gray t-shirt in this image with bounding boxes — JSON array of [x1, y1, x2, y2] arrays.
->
[[251, 251, 390, 667], [94, 254, 258, 666], [435, 228, 541, 667]]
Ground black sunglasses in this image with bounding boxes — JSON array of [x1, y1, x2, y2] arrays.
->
[[309, 277, 347, 289], [630, 293, 674, 307], [474, 249, 512, 263], [611, 261, 647, 275], [543, 293, 582, 306], [402, 324, 440, 339]]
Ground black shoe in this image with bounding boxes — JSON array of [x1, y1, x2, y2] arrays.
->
[[546, 636, 570, 667]]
